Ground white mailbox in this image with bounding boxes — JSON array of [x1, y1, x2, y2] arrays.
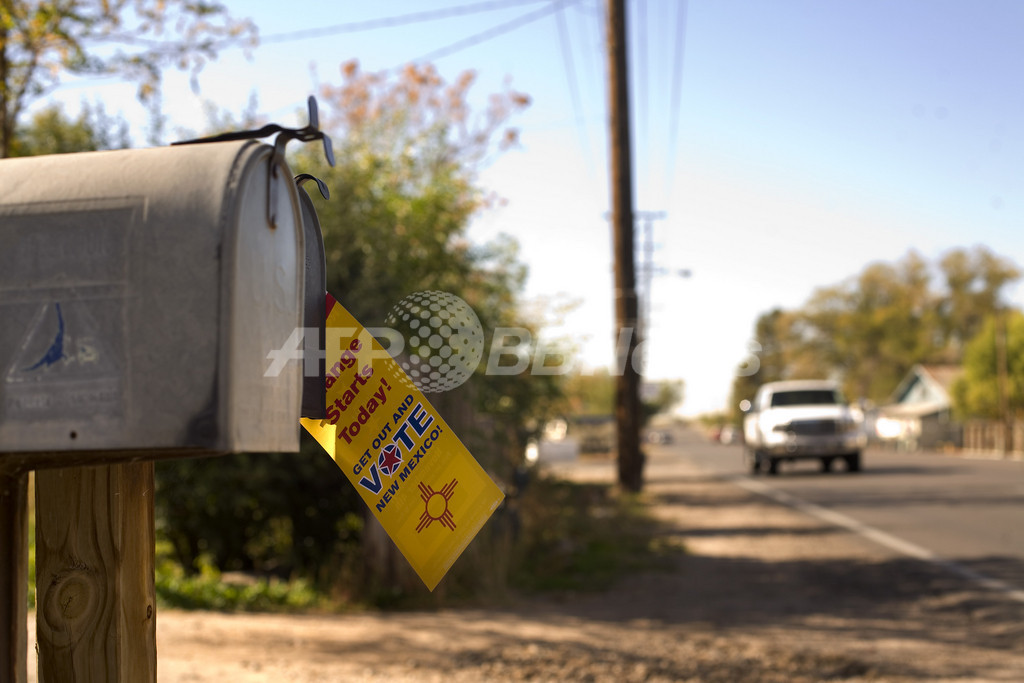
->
[[0, 135, 322, 467]]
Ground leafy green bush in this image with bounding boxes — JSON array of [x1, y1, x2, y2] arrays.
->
[[154, 445, 366, 584], [154, 553, 321, 613]]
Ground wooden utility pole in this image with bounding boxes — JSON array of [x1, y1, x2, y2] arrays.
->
[[636, 210, 667, 346], [607, 0, 643, 492]]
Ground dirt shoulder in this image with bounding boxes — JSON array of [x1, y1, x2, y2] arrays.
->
[[31, 442, 1024, 682]]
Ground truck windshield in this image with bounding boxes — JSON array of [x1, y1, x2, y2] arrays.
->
[[770, 390, 839, 407]]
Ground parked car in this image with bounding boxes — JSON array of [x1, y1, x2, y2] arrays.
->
[[742, 380, 866, 475], [646, 429, 673, 444], [571, 415, 615, 453]]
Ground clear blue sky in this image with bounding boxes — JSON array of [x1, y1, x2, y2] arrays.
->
[[42, 0, 1024, 415]]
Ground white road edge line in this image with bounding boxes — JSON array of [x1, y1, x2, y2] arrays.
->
[[732, 475, 1024, 605]]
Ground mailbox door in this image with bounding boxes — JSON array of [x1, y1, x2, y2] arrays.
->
[[219, 145, 304, 453]]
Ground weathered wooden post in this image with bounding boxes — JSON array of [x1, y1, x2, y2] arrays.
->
[[0, 98, 332, 682], [35, 463, 156, 682]]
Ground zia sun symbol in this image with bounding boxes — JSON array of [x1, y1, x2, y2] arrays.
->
[[416, 479, 458, 532]]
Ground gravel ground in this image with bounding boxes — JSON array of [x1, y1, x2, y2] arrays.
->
[[29, 441, 1024, 681]]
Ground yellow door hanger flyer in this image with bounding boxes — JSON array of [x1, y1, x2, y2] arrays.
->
[[301, 294, 505, 591]]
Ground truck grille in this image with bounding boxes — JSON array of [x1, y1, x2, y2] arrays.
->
[[787, 419, 838, 436]]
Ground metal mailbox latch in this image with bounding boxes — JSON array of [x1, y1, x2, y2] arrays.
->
[[174, 96, 336, 228]]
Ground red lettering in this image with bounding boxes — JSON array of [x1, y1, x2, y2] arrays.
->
[[350, 371, 368, 393]]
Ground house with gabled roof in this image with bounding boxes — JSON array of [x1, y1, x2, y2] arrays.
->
[[874, 364, 963, 451]]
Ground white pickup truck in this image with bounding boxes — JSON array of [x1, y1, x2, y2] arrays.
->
[[742, 380, 866, 475]]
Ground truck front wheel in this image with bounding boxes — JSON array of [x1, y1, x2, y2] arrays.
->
[[845, 452, 862, 472]]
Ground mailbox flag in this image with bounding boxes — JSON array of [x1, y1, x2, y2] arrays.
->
[[301, 294, 504, 591]]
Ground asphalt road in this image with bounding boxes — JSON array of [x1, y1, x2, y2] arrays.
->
[[656, 425, 1024, 601]]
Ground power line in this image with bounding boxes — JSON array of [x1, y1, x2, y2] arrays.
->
[[81, 1, 558, 56], [555, 1, 594, 170], [414, 0, 579, 64], [574, 0, 604, 83], [48, 1, 578, 110], [664, 0, 689, 208], [258, 0, 552, 45], [636, 0, 649, 175]]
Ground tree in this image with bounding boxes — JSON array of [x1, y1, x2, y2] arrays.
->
[[561, 370, 617, 416], [297, 60, 529, 324], [937, 246, 1021, 354], [10, 101, 128, 155], [798, 251, 935, 401], [729, 308, 813, 422], [952, 310, 1024, 419], [0, 0, 256, 156], [300, 59, 546, 478]]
